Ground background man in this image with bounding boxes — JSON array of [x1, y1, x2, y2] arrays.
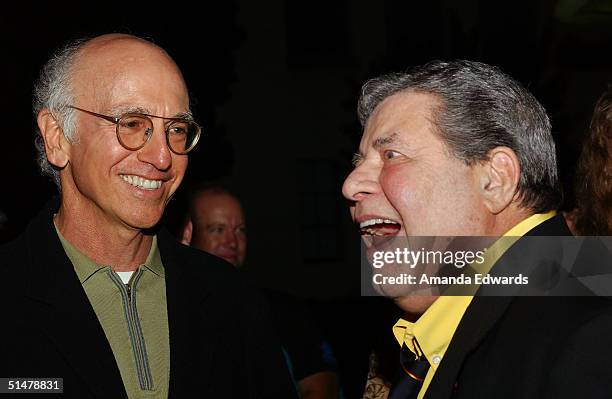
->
[[0, 34, 295, 398], [181, 184, 341, 399], [180, 185, 247, 267], [343, 60, 612, 398]]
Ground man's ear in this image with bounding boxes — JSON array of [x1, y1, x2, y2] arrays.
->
[[37, 109, 70, 169], [180, 220, 193, 245], [478, 147, 521, 214]]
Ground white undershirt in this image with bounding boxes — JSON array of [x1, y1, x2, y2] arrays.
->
[[116, 271, 134, 284]]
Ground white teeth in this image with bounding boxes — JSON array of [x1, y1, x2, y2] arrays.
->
[[360, 219, 377, 228], [120, 175, 162, 190], [359, 218, 400, 228]]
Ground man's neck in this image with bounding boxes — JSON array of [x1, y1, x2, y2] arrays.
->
[[54, 199, 153, 272], [484, 205, 534, 236], [394, 207, 537, 316]]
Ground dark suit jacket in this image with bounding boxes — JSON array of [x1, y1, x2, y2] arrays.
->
[[0, 200, 297, 399], [424, 215, 612, 398]]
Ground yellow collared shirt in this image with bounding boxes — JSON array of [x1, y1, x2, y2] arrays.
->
[[391, 212, 556, 399]]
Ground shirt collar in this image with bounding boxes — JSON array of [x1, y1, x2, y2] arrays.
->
[[392, 211, 556, 369], [54, 223, 164, 283], [469, 210, 557, 276], [143, 236, 164, 277], [503, 211, 556, 236], [392, 296, 472, 370]]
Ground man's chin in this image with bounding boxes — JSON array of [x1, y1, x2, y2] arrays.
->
[[361, 233, 402, 250], [394, 295, 439, 315], [374, 280, 436, 298], [219, 255, 238, 267], [119, 210, 164, 231]]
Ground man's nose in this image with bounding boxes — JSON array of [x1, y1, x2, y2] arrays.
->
[[137, 121, 173, 170], [342, 163, 381, 202], [222, 230, 238, 248]]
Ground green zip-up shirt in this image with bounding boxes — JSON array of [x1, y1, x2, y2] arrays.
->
[[56, 227, 170, 399]]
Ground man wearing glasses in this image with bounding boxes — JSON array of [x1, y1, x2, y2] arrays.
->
[[0, 34, 295, 398]]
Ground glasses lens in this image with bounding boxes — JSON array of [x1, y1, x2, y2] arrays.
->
[[117, 114, 153, 150], [167, 120, 200, 154]]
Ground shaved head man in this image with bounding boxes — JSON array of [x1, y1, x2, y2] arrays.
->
[[42, 35, 190, 265], [181, 187, 247, 267], [0, 34, 295, 399]]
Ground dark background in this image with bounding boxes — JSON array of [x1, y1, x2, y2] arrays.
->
[[1, 1, 611, 396]]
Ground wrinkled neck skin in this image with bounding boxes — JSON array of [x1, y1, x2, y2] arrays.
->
[[54, 185, 154, 273], [393, 205, 535, 317], [485, 205, 534, 236]]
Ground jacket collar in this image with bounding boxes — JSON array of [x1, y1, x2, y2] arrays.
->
[[424, 214, 573, 398], [157, 227, 215, 397], [22, 197, 216, 397], [22, 197, 128, 398]]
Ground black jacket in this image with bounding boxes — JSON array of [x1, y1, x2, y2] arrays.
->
[[425, 215, 612, 398], [0, 200, 297, 398]]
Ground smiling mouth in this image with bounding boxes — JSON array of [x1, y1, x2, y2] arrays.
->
[[120, 174, 163, 190], [359, 218, 402, 236]]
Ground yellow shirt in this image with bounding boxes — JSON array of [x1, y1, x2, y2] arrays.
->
[[392, 212, 556, 399]]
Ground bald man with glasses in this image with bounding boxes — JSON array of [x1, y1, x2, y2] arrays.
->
[[0, 34, 295, 399]]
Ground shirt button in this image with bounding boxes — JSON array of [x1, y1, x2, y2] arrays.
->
[[432, 355, 442, 365]]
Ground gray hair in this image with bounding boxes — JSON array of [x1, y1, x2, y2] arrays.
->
[[33, 38, 88, 189], [358, 60, 561, 213]]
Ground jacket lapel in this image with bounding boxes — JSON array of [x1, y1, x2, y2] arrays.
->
[[424, 295, 514, 398], [23, 200, 127, 399], [425, 215, 573, 398], [158, 229, 213, 398]]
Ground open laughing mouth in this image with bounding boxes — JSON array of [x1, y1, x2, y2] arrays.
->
[[357, 217, 403, 251], [359, 218, 402, 236]]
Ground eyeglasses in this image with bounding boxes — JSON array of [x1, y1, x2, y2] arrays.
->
[[67, 105, 201, 155]]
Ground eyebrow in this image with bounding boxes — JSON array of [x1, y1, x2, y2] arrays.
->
[[351, 152, 363, 166], [372, 132, 398, 150], [205, 223, 226, 227], [108, 105, 150, 115], [172, 111, 194, 120], [109, 105, 194, 120]]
